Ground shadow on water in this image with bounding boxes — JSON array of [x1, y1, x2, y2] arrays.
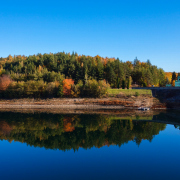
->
[[151, 88, 180, 108], [0, 109, 180, 151]]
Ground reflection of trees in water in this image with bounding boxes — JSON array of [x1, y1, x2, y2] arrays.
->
[[0, 121, 12, 136], [0, 112, 166, 151]]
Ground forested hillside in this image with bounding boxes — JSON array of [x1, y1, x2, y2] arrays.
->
[[0, 52, 168, 98]]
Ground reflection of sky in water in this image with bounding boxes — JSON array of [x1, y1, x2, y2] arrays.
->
[[0, 124, 180, 180], [162, 124, 180, 135]]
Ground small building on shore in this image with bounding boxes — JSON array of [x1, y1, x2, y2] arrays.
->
[[175, 76, 180, 87], [166, 76, 180, 87]]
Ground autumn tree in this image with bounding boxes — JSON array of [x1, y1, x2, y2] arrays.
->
[[0, 75, 12, 91], [63, 79, 74, 96]]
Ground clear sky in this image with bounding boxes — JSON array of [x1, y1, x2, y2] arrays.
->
[[0, 0, 180, 72]]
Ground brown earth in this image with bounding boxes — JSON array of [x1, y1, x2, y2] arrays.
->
[[0, 95, 164, 110]]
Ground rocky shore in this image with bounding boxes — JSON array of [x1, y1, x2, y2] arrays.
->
[[0, 95, 165, 110]]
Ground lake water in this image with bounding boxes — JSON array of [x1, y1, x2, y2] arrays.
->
[[0, 110, 180, 180]]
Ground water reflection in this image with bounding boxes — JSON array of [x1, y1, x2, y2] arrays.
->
[[0, 111, 172, 151]]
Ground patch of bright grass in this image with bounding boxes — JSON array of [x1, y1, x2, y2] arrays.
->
[[108, 89, 152, 96]]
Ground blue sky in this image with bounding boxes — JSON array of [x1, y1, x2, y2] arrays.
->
[[0, 0, 180, 72]]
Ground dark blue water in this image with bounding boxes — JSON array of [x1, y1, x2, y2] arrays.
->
[[0, 111, 180, 180]]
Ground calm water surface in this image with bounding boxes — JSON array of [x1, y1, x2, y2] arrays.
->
[[0, 111, 180, 180]]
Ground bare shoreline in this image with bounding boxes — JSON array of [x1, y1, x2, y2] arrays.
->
[[0, 96, 165, 110], [0, 104, 125, 110]]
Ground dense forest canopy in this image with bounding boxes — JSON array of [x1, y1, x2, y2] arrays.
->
[[0, 52, 167, 87], [0, 52, 170, 98]]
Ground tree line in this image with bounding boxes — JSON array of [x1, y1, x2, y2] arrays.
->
[[0, 52, 168, 98]]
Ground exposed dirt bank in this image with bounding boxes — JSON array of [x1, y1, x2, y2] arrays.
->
[[0, 95, 166, 110]]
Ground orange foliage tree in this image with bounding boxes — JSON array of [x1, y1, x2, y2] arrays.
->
[[63, 79, 74, 96], [172, 80, 175, 87], [0, 75, 12, 91]]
